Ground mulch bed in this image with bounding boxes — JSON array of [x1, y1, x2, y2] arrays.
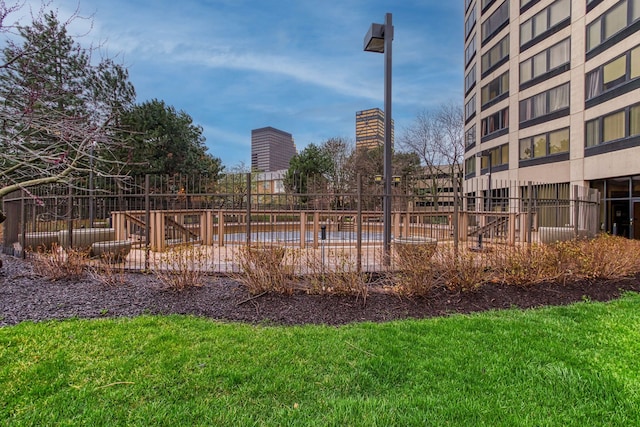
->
[[1, 254, 639, 327]]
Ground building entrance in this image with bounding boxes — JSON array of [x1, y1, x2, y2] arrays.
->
[[611, 201, 630, 237], [592, 176, 640, 239]]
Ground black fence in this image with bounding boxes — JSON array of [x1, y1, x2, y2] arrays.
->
[[2, 173, 601, 273]]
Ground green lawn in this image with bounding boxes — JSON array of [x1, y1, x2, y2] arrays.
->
[[1, 293, 640, 426]]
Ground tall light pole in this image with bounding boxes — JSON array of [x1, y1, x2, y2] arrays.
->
[[364, 12, 393, 266]]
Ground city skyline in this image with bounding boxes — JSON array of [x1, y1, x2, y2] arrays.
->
[[18, 0, 463, 169]]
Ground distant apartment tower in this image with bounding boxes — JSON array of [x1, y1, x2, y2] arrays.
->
[[355, 108, 394, 150], [463, 0, 640, 238], [251, 127, 297, 172]]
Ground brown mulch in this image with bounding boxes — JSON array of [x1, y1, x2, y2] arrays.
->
[[1, 253, 639, 327]]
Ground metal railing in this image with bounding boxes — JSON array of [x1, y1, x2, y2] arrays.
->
[[2, 173, 601, 273]]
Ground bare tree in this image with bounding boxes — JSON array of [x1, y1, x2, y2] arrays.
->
[[399, 102, 464, 211], [434, 102, 465, 194], [0, 5, 132, 202]]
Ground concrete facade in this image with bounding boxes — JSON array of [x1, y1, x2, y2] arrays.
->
[[464, 0, 640, 237]]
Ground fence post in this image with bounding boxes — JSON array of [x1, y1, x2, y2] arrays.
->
[[313, 212, 320, 249], [453, 174, 459, 257], [356, 173, 362, 273], [573, 185, 579, 238], [300, 211, 306, 249], [19, 191, 26, 258], [67, 182, 74, 249], [527, 181, 533, 246], [245, 172, 251, 246], [145, 174, 151, 270]]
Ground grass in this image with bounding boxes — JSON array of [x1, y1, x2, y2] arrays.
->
[[2, 294, 640, 426]]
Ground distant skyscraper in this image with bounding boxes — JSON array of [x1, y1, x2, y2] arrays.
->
[[355, 108, 394, 151], [251, 127, 297, 172]]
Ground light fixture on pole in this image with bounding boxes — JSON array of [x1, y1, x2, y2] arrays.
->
[[364, 12, 393, 266]]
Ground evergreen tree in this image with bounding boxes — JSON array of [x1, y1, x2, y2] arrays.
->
[[119, 99, 223, 177], [0, 11, 134, 197]]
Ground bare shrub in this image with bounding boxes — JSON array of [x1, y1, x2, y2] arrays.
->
[[431, 245, 487, 292], [391, 242, 437, 297], [235, 244, 296, 295], [492, 244, 562, 286], [152, 244, 208, 291], [30, 243, 88, 281], [305, 249, 368, 301], [555, 234, 640, 280], [87, 254, 128, 287]]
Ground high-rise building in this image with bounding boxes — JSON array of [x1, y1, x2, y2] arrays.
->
[[251, 127, 297, 172], [355, 108, 394, 150], [463, 0, 640, 238]]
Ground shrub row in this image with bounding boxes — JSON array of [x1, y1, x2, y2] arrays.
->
[[26, 234, 640, 298]]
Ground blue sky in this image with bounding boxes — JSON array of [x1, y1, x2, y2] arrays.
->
[[23, 0, 463, 170]]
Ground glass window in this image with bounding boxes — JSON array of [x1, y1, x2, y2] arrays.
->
[[588, 0, 640, 51], [481, 35, 509, 73], [465, 64, 477, 93], [482, 1, 509, 42], [520, 0, 570, 46], [603, 56, 627, 89], [465, 4, 477, 39], [586, 119, 600, 147], [521, 20, 533, 45], [549, 84, 569, 111], [520, 38, 570, 84], [465, 156, 476, 175], [549, 0, 570, 27], [500, 144, 509, 164], [520, 61, 532, 82], [632, 175, 640, 197], [465, 35, 476, 65], [519, 138, 532, 159], [549, 38, 570, 69], [533, 92, 547, 116], [630, 105, 640, 136], [465, 125, 477, 147], [603, 111, 625, 142], [481, 71, 509, 105], [465, 94, 476, 120], [533, 135, 546, 157], [533, 13, 547, 38], [605, 2, 627, 39], [490, 149, 500, 166], [549, 128, 569, 153], [586, 68, 602, 99], [587, 19, 602, 50], [481, 107, 509, 136], [586, 45, 640, 99], [519, 83, 569, 122], [533, 54, 547, 76], [520, 128, 570, 160], [481, 155, 489, 169], [631, 46, 640, 78]]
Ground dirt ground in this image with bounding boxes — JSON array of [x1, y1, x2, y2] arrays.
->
[[1, 253, 639, 327]]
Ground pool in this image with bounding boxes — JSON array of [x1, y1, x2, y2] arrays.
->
[[219, 230, 384, 244]]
